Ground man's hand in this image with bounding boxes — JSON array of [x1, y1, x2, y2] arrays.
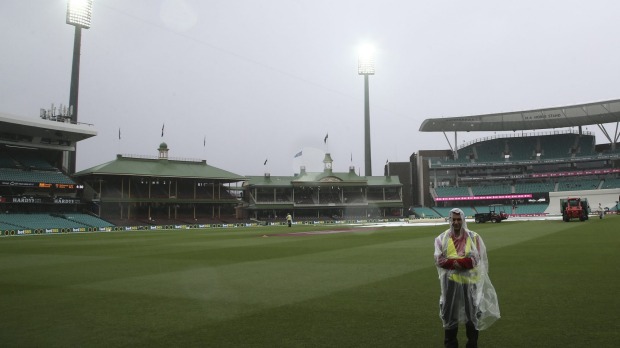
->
[[454, 258, 474, 270]]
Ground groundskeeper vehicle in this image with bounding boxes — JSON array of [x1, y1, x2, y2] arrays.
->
[[560, 197, 589, 222], [474, 204, 509, 223]]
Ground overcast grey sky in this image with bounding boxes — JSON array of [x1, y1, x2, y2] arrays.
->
[[2, 0, 620, 176]]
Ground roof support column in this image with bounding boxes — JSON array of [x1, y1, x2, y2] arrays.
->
[[442, 132, 456, 159], [454, 131, 458, 159]]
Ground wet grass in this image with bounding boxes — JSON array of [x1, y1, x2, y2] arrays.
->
[[0, 216, 618, 347]]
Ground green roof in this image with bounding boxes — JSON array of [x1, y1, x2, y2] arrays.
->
[[292, 171, 367, 183], [245, 175, 296, 186], [245, 171, 401, 187], [74, 155, 245, 182]]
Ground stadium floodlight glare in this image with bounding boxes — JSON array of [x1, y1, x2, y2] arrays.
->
[[358, 44, 375, 75], [66, 0, 93, 28]]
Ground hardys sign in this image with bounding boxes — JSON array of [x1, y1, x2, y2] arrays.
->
[[8, 197, 80, 204], [53, 197, 80, 204], [12, 197, 43, 204]]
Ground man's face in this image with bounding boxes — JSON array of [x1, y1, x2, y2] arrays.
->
[[451, 213, 463, 233]]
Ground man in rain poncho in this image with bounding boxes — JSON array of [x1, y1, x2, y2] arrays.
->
[[434, 208, 500, 348], [286, 213, 293, 227]]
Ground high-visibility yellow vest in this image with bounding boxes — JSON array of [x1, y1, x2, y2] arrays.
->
[[443, 232, 480, 284]]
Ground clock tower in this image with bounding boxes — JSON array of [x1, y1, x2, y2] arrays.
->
[[323, 153, 334, 172]]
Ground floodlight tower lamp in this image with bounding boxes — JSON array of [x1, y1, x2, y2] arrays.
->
[[67, 0, 93, 28], [357, 44, 376, 75]]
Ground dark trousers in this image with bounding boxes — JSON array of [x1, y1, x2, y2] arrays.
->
[[441, 280, 479, 348], [444, 323, 478, 348], [287, 220, 291, 227]]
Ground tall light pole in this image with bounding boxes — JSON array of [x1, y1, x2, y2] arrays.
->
[[358, 45, 375, 176], [66, 0, 93, 174]]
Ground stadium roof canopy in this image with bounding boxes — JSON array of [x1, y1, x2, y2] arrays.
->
[[0, 112, 97, 151], [419, 99, 620, 133]]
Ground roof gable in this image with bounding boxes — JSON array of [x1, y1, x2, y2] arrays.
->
[[74, 155, 245, 181]]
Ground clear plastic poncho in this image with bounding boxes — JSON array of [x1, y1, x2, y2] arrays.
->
[[434, 208, 500, 330]]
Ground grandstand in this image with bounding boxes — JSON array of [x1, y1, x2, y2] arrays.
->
[[410, 99, 620, 216], [0, 113, 108, 233], [73, 143, 247, 226], [0, 113, 95, 221], [2, 112, 404, 233], [244, 155, 404, 221], [3, 98, 620, 233], [0, 213, 112, 230], [514, 203, 550, 215], [424, 142, 620, 217], [432, 206, 477, 218], [0, 168, 75, 185], [557, 178, 601, 191], [601, 177, 620, 189], [410, 206, 441, 219], [470, 184, 512, 196], [435, 186, 470, 197]]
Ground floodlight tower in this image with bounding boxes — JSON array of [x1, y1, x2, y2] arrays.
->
[[358, 45, 375, 176], [66, 0, 93, 174]]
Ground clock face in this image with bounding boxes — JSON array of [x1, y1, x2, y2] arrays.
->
[[326, 163, 332, 168]]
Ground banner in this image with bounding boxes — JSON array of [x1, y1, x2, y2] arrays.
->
[[435, 194, 533, 202]]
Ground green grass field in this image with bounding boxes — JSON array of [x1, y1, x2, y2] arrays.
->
[[1, 216, 619, 347]]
